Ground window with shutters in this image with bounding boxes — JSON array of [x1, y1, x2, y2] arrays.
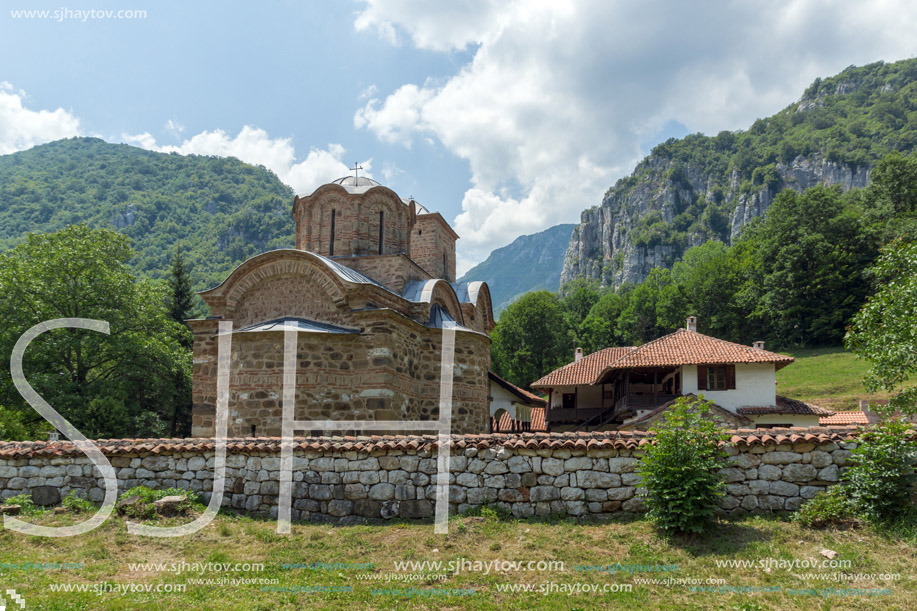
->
[[697, 364, 736, 391]]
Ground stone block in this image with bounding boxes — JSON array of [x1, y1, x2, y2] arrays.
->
[[369, 483, 395, 501], [782, 464, 817, 482], [400, 500, 433, 518], [770, 481, 799, 497], [760, 452, 802, 465], [541, 458, 564, 476], [32, 486, 61, 506]]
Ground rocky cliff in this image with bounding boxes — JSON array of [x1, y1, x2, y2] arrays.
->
[[560, 59, 917, 288]]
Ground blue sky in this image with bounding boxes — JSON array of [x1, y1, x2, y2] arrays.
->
[[2, 1, 917, 273]]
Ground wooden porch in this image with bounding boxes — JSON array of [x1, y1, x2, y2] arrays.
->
[[546, 367, 682, 430]]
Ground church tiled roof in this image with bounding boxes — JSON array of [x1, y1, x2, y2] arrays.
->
[[237, 317, 360, 334], [311, 252, 398, 294]]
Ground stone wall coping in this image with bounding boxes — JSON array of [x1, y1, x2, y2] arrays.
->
[[0, 426, 869, 459]]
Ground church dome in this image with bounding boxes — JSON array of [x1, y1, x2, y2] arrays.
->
[[331, 175, 382, 194], [329, 175, 431, 213]]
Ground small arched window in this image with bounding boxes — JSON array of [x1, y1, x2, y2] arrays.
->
[[378, 211, 384, 254], [329, 208, 336, 256]]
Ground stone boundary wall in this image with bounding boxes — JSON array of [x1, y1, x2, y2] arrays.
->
[[0, 429, 862, 521]]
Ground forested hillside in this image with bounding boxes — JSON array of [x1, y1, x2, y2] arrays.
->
[[0, 137, 295, 302], [562, 58, 917, 288], [492, 150, 917, 389], [459, 223, 574, 315]]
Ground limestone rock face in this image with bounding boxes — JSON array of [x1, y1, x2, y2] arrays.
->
[[560, 153, 870, 289]]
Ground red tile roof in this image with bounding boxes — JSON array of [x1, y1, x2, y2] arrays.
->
[[530, 406, 546, 431], [493, 406, 547, 433], [737, 395, 833, 417], [0, 427, 879, 458], [533, 329, 794, 389], [820, 411, 870, 426], [532, 347, 634, 387], [598, 329, 793, 377]]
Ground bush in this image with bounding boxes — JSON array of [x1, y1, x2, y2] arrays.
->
[[843, 419, 917, 523], [794, 485, 855, 528], [639, 395, 730, 533], [62, 491, 96, 514], [3, 493, 46, 516]]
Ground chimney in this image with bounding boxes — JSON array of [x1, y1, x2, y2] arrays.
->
[[753, 341, 765, 350], [686, 316, 697, 332], [574, 347, 583, 362]]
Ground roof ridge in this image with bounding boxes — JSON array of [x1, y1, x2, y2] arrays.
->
[[683, 328, 791, 358]]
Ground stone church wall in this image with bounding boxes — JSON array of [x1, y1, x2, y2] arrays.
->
[[190, 312, 491, 438], [409, 216, 457, 282], [0, 430, 861, 521]]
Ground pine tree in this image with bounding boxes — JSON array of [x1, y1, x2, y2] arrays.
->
[[167, 251, 194, 325], [166, 250, 194, 436]]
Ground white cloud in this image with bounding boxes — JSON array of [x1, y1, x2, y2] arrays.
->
[[165, 119, 185, 136], [0, 83, 81, 155], [354, 0, 917, 272], [121, 126, 371, 195]]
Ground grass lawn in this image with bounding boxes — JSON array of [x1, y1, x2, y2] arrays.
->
[[1, 509, 914, 610], [775, 347, 917, 411]]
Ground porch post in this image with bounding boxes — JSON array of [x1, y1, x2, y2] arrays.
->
[[653, 369, 658, 405]]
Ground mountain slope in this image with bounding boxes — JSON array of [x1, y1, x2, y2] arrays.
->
[[459, 223, 575, 314], [0, 137, 295, 294], [562, 58, 917, 288]]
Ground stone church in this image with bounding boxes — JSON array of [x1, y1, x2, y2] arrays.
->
[[188, 175, 496, 437]]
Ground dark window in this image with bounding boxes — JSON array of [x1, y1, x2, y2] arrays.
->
[[708, 366, 727, 390], [755, 424, 791, 429], [562, 393, 576, 410], [378, 211, 384, 254], [697, 364, 735, 390], [329, 208, 336, 256]]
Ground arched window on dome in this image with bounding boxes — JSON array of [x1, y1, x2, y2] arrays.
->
[[329, 208, 336, 256], [378, 210, 384, 255]]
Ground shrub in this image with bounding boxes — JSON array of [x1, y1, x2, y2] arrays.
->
[[794, 485, 855, 528], [3, 493, 46, 516], [639, 395, 730, 534], [843, 419, 917, 523], [62, 491, 96, 514]]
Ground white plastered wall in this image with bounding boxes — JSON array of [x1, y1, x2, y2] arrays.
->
[[682, 363, 777, 411]]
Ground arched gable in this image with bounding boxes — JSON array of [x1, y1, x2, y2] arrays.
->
[[402, 279, 465, 325], [201, 250, 353, 326], [452, 281, 495, 334], [472, 282, 495, 333]]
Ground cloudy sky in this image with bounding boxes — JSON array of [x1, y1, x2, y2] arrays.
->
[[2, 0, 917, 273]]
